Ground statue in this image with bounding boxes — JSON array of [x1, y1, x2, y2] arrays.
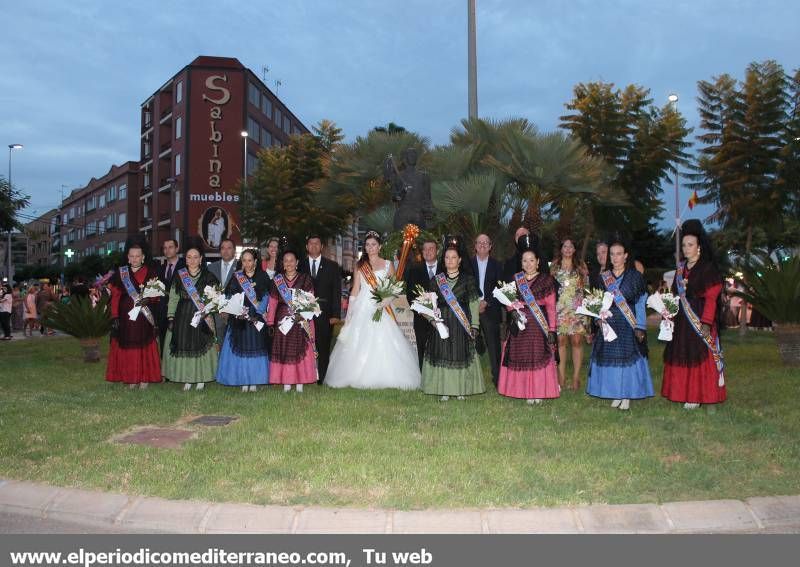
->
[[383, 148, 434, 230]]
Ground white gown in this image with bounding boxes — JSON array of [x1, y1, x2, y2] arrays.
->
[[325, 265, 421, 390]]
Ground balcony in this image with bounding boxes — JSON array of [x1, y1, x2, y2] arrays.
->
[[159, 143, 172, 159], [139, 216, 152, 228], [158, 178, 173, 192], [140, 189, 153, 201], [158, 212, 171, 226], [160, 107, 173, 123]]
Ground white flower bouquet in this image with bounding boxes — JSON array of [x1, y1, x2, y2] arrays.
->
[[190, 284, 229, 328], [410, 284, 449, 338], [370, 276, 405, 322], [647, 292, 680, 341], [142, 277, 166, 299], [492, 281, 526, 330], [278, 289, 321, 336], [575, 288, 617, 342]]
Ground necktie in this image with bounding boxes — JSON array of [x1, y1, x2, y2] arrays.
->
[[312, 259, 318, 278], [166, 263, 173, 281], [428, 265, 435, 278]]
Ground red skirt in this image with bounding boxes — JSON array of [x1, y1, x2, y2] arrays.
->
[[105, 339, 162, 384], [662, 355, 726, 404]]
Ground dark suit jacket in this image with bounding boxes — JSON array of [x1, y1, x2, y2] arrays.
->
[[299, 256, 341, 319], [471, 255, 502, 322], [404, 262, 436, 304], [158, 258, 186, 290], [207, 259, 236, 291]]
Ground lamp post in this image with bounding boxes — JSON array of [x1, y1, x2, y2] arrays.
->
[[241, 130, 249, 190], [6, 144, 23, 283], [668, 94, 680, 266]]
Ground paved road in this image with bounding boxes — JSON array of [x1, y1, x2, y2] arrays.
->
[[0, 511, 156, 534]]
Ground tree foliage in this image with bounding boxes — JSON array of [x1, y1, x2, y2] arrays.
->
[[1, 175, 31, 232]]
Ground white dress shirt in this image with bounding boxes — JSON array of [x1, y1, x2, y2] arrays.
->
[[476, 256, 488, 298], [308, 255, 321, 276]]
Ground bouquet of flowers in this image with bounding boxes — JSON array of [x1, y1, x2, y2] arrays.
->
[[575, 288, 617, 342], [410, 284, 449, 338], [647, 291, 680, 341], [492, 281, 526, 330], [278, 288, 321, 336], [190, 284, 229, 328], [142, 278, 166, 299], [370, 276, 405, 322]]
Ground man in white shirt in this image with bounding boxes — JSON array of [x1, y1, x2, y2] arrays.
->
[[471, 234, 503, 387], [208, 238, 237, 340]]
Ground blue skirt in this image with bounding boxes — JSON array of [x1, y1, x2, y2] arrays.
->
[[586, 356, 654, 399], [215, 330, 269, 386]]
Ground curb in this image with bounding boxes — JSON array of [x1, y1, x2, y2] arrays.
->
[[2, 480, 800, 533]]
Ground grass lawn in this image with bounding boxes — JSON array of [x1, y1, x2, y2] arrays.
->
[[0, 331, 798, 510]]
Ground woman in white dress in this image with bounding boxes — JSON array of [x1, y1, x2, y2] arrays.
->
[[325, 231, 421, 390], [207, 209, 225, 248]]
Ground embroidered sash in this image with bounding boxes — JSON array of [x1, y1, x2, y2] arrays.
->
[[675, 262, 725, 383], [358, 262, 396, 322], [435, 273, 473, 336], [273, 273, 317, 358], [119, 266, 155, 326], [177, 268, 213, 331], [514, 272, 550, 339], [601, 270, 638, 330], [235, 271, 268, 322]]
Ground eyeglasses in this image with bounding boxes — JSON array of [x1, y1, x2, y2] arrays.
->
[[476, 241, 491, 246]]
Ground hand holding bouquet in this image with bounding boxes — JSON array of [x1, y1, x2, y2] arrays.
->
[[647, 292, 679, 341], [190, 284, 229, 328], [370, 276, 405, 322], [278, 289, 321, 336], [410, 284, 449, 338], [141, 278, 166, 299], [492, 281, 525, 330], [575, 288, 617, 342]]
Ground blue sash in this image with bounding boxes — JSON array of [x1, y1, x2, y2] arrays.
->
[[434, 273, 473, 336], [514, 272, 550, 339], [119, 266, 154, 326], [234, 271, 268, 322], [177, 268, 213, 332], [675, 263, 725, 383], [600, 270, 638, 330]]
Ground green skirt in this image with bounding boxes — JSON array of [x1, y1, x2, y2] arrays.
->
[[162, 329, 218, 383], [421, 355, 486, 396]]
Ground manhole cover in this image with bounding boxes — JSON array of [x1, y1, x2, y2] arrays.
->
[[115, 428, 195, 449], [188, 415, 239, 427]]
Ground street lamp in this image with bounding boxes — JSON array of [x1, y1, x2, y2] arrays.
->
[[241, 130, 249, 189], [7, 144, 23, 283], [668, 94, 680, 266]]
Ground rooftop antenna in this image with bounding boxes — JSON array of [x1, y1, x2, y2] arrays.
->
[[261, 65, 269, 82], [275, 79, 282, 95]]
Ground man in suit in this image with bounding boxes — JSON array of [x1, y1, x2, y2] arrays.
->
[[207, 238, 237, 341], [472, 233, 503, 387], [299, 235, 341, 383], [404, 238, 440, 369], [157, 238, 185, 350]]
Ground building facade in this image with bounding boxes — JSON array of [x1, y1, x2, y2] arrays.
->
[[138, 55, 309, 258], [58, 162, 139, 265], [24, 208, 59, 266]]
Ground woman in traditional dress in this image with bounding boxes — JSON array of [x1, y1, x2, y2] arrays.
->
[[105, 239, 162, 388], [498, 236, 559, 404], [421, 236, 485, 401], [260, 237, 281, 278], [586, 239, 654, 410], [11, 285, 24, 331], [551, 238, 589, 391], [163, 239, 219, 391], [215, 248, 271, 392], [325, 231, 421, 389], [266, 249, 318, 392], [662, 219, 726, 409]]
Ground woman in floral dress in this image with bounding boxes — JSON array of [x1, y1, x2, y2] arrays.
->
[[550, 238, 589, 391]]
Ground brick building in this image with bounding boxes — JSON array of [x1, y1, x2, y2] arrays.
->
[[24, 208, 59, 266], [58, 162, 139, 264], [138, 55, 309, 258]]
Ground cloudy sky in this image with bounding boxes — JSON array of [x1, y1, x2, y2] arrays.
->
[[2, 0, 798, 227]]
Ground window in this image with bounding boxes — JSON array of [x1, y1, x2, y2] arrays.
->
[[119, 184, 127, 199], [261, 127, 272, 147], [98, 220, 105, 235], [118, 212, 127, 228], [85, 196, 95, 212], [143, 204, 149, 220], [174, 228, 181, 244], [69, 207, 75, 220], [176, 81, 183, 104], [283, 115, 291, 134], [274, 107, 281, 126], [175, 191, 180, 212], [246, 153, 258, 176], [248, 82, 260, 106], [144, 141, 151, 157], [68, 230, 75, 243], [175, 153, 181, 176], [98, 194, 106, 209], [118, 241, 125, 251], [108, 185, 117, 202], [86, 221, 96, 236], [175, 116, 182, 140], [106, 213, 115, 229], [261, 96, 272, 119], [247, 116, 260, 141], [143, 174, 150, 190]]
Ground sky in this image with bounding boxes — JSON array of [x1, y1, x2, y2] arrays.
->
[[2, 0, 798, 229]]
